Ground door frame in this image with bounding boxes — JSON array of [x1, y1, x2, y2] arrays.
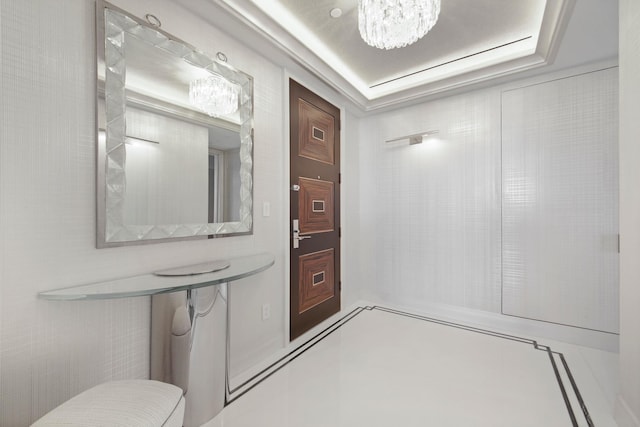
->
[[282, 71, 346, 344]]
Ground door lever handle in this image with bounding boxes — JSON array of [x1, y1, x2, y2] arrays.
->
[[292, 219, 312, 249], [293, 232, 311, 249]]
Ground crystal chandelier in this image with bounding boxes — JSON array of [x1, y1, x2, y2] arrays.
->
[[189, 74, 239, 117], [358, 0, 441, 50]]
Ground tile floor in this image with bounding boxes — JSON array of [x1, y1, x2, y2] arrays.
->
[[207, 306, 619, 427]]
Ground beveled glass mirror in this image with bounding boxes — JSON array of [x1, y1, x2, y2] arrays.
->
[[96, 1, 253, 247]]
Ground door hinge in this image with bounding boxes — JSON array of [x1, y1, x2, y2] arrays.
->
[[339, 281, 342, 291], [339, 227, 341, 238], [338, 173, 341, 184], [618, 233, 620, 253]]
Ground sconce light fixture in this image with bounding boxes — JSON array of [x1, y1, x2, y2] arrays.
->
[[125, 136, 159, 145], [385, 130, 439, 145], [99, 129, 159, 145]]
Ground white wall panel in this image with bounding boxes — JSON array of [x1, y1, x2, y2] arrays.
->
[[358, 66, 619, 340], [0, 2, 149, 424], [501, 68, 619, 333], [360, 90, 503, 313], [341, 110, 363, 307], [0, 0, 289, 424], [617, 0, 640, 424]]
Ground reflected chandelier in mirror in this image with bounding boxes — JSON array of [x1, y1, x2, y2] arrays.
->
[[96, 1, 253, 247]]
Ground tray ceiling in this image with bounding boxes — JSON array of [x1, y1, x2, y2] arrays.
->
[[190, 0, 577, 110]]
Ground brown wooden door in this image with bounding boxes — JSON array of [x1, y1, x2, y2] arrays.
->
[[289, 79, 341, 340]]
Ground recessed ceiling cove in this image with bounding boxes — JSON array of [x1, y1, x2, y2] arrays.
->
[[214, 0, 576, 110]]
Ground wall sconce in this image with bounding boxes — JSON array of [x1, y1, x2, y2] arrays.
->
[[98, 129, 159, 145], [385, 130, 439, 145], [125, 136, 159, 145]]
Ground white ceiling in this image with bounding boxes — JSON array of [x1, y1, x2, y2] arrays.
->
[[280, 0, 540, 85], [179, 0, 618, 112], [254, 0, 547, 93]]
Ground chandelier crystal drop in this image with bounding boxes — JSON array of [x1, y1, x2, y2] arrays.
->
[[189, 74, 239, 117], [358, 0, 441, 50]]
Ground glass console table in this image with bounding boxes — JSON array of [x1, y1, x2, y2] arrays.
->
[[38, 252, 275, 301], [38, 252, 275, 427]]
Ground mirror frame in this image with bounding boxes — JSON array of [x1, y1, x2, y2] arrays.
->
[[96, 1, 254, 248]]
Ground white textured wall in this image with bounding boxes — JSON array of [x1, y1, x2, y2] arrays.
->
[[359, 89, 503, 313], [501, 69, 619, 333], [359, 67, 619, 334], [617, 0, 640, 425], [342, 110, 362, 307], [0, 0, 289, 424], [0, 2, 149, 424]]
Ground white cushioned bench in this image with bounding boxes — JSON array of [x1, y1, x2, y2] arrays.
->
[[31, 380, 185, 427]]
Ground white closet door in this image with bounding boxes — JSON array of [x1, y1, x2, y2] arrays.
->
[[501, 68, 619, 333]]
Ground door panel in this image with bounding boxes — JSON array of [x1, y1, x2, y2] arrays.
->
[[298, 99, 335, 164], [290, 79, 341, 340], [299, 177, 334, 234], [298, 249, 335, 313]]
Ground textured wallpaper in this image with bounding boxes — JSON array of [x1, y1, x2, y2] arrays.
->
[[360, 89, 503, 313], [0, 2, 150, 424], [617, 0, 640, 423], [359, 67, 619, 334], [0, 0, 287, 425], [502, 68, 619, 333]]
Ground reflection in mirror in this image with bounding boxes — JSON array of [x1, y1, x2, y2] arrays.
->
[[96, 1, 253, 247]]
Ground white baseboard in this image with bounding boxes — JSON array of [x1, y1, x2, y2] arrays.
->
[[615, 396, 640, 427], [359, 295, 619, 352], [229, 304, 360, 388], [228, 334, 282, 380]]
